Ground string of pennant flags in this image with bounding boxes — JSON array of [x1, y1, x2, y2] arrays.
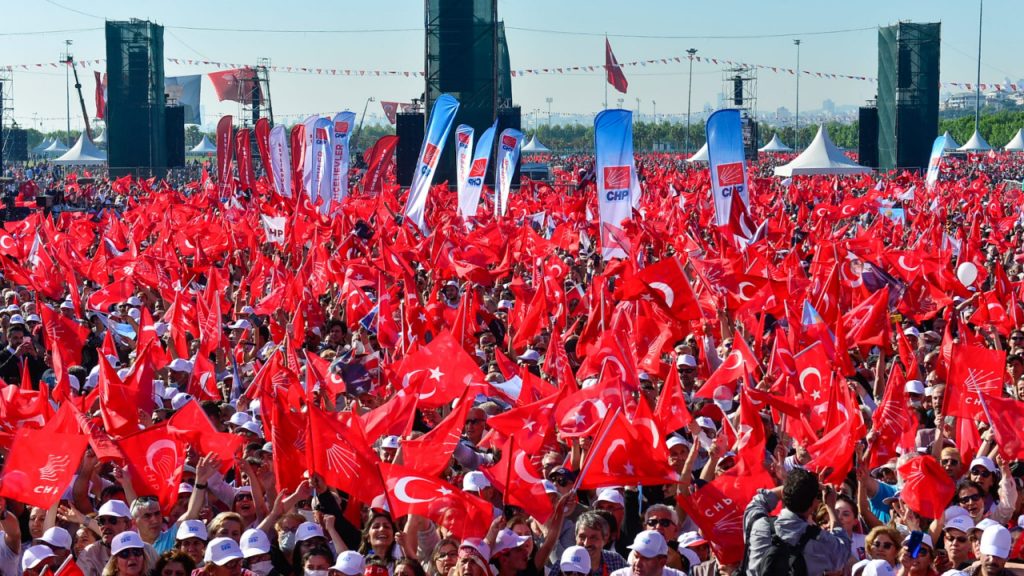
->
[[2, 54, 1020, 93]]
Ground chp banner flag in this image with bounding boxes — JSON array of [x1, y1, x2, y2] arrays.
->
[[495, 128, 523, 218], [404, 93, 460, 234], [455, 125, 474, 210], [706, 109, 756, 242], [459, 121, 497, 219], [594, 109, 641, 260], [254, 118, 273, 187], [925, 133, 950, 190], [261, 215, 286, 245], [605, 38, 628, 94], [330, 111, 357, 205], [164, 75, 202, 125], [268, 124, 292, 198], [216, 116, 235, 194], [363, 135, 398, 195], [0, 427, 89, 509], [310, 118, 334, 214], [301, 115, 320, 200]]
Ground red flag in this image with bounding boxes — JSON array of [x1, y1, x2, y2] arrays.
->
[[842, 287, 890, 352], [290, 124, 306, 196], [605, 38, 628, 94], [267, 394, 308, 493], [361, 391, 418, 442], [216, 115, 236, 194], [576, 410, 677, 489], [984, 395, 1024, 461], [867, 364, 916, 469], [0, 427, 88, 508], [943, 344, 1005, 421], [483, 438, 554, 523], [380, 101, 399, 125], [236, 128, 255, 191], [254, 117, 273, 184], [897, 455, 955, 519], [678, 466, 774, 564], [207, 68, 263, 103], [654, 359, 693, 433], [54, 556, 86, 576], [93, 71, 106, 120], [393, 331, 489, 408], [117, 423, 185, 513], [487, 387, 565, 454], [308, 404, 384, 505], [399, 389, 474, 477], [382, 463, 493, 539], [166, 401, 243, 474]]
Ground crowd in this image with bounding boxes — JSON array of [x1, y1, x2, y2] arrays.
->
[[0, 143, 1019, 576]]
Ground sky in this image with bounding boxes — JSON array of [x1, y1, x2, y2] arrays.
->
[[0, 0, 1018, 132]]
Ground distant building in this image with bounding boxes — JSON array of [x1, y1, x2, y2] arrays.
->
[[822, 99, 836, 115]]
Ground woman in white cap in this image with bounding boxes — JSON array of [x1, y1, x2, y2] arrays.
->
[[195, 536, 245, 576], [103, 531, 154, 576]]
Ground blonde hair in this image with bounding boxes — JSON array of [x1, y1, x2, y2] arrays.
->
[[208, 511, 244, 539], [101, 548, 156, 576]]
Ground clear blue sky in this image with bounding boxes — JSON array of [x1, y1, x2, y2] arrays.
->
[[0, 0, 1018, 131]]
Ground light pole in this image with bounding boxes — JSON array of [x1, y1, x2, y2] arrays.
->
[[545, 97, 553, 132], [652, 100, 656, 123], [352, 96, 375, 152], [794, 39, 801, 148], [617, 97, 624, 110], [686, 48, 697, 153], [974, 0, 983, 134], [64, 39, 72, 143]]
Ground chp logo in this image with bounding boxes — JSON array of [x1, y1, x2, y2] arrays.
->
[[714, 161, 745, 198], [602, 165, 631, 202], [467, 158, 488, 186], [500, 134, 518, 151], [420, 142, 440, 175], [457, 131, 471, 147], [334, 120, 350, 135]]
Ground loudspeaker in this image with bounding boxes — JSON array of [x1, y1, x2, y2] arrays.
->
[[877, 22, 940, 170], [733, 77, 744, 107], [164, 105, 185, 168], [858, 107, 879, 168], [395, 112, 424, 187]]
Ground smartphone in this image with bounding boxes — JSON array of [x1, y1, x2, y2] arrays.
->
[[907, 530, 924, 559]]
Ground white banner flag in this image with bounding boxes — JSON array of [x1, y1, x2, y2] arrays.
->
[[268, 125, 291, 198]]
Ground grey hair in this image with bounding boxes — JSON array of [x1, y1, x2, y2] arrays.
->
[[576, 511, 610, 540], [645, 504, 679, 526]]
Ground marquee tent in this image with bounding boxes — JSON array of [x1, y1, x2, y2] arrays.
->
[[52, 133, 107, 165], [189, 135, 217, 155], [42, 139, 68, 156], [942, 131, 961, 150], [759, 134, 793, 153], [773, 125, 871, 177], [1004, 128, 1024, 152], [522, 135, 551, 153], [958, 129, 992, 152], [32, 137, 53, 156], [686, 142, 708, 163]]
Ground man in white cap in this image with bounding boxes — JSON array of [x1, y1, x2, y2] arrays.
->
[[972, 525, 1012, 576], [595, 488, 628, 556], [79, 500, 159, 576], [379, 435, 400, 463], [564, 512, 626, 576], [943, 515, 975, 570], [205, 537, 245, 572], [492, 528, 532, 576], [36, 526, 73, 567], [612, 530, 685, 576], [559, 545, 591, 576], [463, 471, 500, 508], [676, 355, 698, 395], [21, 543, 56, 576], [175, 519, 209, 566]]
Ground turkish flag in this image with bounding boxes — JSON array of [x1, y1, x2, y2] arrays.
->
[[487, 386, 565, 454], [943, 344, 1005, 421], [842, 287, 890, 352], [555, 371, 624, 438], [867, 365, 916, 470], [898, 455, 955, 520], [308, 404, 383, 505], [678, 466, 774, 565], [695, 330, 761, 403], [400, 389, 474, 477], [382, 463, 493, 539], [53, 556, 86, 576], [167, 401, 244, 474], [619, 257, 701, 320], [483, 437, 554, 523], [392, 331, 489, 409], [576, 410, 677, 489], [605, 38, 628, 93], [86, 277, 135, 311], [380, 101, 399, 125], [0, 427, 89, 509], [208, 68, 263, 103], [360, 391, 418, 443], [654, 359, 693, 434], [117, 423, 185, 514]]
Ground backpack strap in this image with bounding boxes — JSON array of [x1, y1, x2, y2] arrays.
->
[[795, 525, 822, 550]]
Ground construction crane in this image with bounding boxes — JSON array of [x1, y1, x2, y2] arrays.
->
[[65, 54, 92, 141]]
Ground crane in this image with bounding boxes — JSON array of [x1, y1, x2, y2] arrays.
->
[[65, 54, 92, 141]]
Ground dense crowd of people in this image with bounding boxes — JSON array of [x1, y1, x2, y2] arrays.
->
[[0, 144, 1020, 576]]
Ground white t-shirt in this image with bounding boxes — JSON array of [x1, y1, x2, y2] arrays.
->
[[0, 535, 17, 576]]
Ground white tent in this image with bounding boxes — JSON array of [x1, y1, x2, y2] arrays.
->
[[189, 134, 217, 155], [52, 133, 107, 165], [522, 135, 551, 153], [686, 142, 708, 163], [43, 139, 69, 156], [32, 137, 53, 155], [759, 134, 793, 153], [942, 131, 961, 150], [1004, 128, 1024, 152], [958, 129, 992, 152], [773, 125, 871, 177]]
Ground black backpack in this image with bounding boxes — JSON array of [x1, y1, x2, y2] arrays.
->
[[742, 515, 822, 576]]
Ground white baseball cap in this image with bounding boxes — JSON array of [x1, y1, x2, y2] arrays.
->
[[560, 545, 591, 574], [460, 538, 491, 561], [677, 531, 708, 548], [228, 319, 252, 330], [97, 499, 132, 519], [110, 531, 145, 556], [332, 550, 366, 575], [462, 471, 491, 492], [40, 526, 72, 549], [492, 529, 530, 556], [980, 525, 1012, 559], [944, 515, 975, 535], [21, 545, 55, 571], [862, 559, 896, 576], [171, 392, 193, 411], [696, 416, 717, 431], [518, 349, 541, 363], [969, 456, 997, 474], [596, 488, 625, 507], [228, 412, 251, 427], [168, 358, 194, 373], [176, 519, 209, 542], [380, 435, 400, 450], [972, 518, 1001, 533], [902, 533, 934, 550], [296, 522, 325, 542], [205, 537, 244, 566], [628, 530, 669, 558], [666, 435, 691, 450], [240, 421, 264, 438], [241, 528, 271, 558], [677, 354, 697, 368], [126, 296, 143, 307], [905, 380, 926, 395]]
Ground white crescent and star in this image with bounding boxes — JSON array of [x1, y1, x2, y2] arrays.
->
[[393, 476, 434, 504], [649, 282, 675, 308]]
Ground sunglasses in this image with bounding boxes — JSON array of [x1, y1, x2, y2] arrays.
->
[[116, 548, 144, 559], [970, 468, 992, 478], [97, 517, 123, 526], [947, 535, 969, 544], [645, 518, 674, 528], [872, 541, 894, 550], [959, 493, 983, 504], [940, 459, 960, 467]]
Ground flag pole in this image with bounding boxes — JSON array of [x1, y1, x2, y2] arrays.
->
[[573, 407, 621, 491], [604, 34, 608, 110]]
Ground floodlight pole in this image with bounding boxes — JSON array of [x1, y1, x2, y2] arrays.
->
[[794, 39, 801, 149], [686, 48, 697, 154]]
